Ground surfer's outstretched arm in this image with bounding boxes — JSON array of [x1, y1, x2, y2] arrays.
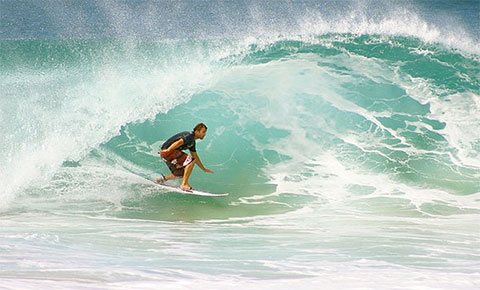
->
[[191, 151, 214, 174]]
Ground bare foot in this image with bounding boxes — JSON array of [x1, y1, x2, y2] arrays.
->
[[181, 184, 193, 191], [155, 175, 165, 184]]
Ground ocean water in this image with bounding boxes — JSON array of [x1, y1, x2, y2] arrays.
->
[[1, 0, 479, 289]]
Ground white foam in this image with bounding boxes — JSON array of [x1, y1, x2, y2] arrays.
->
[[213, 54, 480, 212], [0, 55, 219, 211], [295, 6, 479, 54], [394, 70, 480, 169]]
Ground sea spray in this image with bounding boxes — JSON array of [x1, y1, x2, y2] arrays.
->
[[1, 1, 479, 289]]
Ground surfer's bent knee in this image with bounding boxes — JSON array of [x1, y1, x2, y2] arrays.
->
[[188, 158, 196, 166]]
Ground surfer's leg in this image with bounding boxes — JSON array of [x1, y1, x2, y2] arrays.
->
[[181, 160, 196, 190], [157, 174, 178, 183], [155, 173, 166, 184], [165, 174, 177, 181], [158, 153, 186, 183]]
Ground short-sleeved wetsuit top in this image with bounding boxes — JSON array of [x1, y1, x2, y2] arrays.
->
[[161, 131, 196, 152]]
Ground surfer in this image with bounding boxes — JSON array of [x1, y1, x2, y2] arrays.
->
[[155, 123, 214, 190]]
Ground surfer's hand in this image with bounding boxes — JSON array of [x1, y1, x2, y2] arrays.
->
[[204, 168, 214, 174], [159, 149, 170, 156]]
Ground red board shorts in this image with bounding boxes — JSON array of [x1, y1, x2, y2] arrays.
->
[[161, 149, 195, 177]]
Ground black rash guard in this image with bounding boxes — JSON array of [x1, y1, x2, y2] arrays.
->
[[161, 131, 196, 152]]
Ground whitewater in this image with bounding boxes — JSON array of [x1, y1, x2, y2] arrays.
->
[[1, 1, 479, 289]]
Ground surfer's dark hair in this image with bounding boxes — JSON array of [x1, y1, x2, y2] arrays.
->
[[193, 123, 207, 132]]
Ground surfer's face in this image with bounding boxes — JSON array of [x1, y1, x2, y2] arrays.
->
[[195, 128, 207, 140]]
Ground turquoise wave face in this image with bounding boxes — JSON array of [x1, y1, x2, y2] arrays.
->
[[1, 35, 479, 219], [2, 2, 480, 287], [67, 35, 478, 220]]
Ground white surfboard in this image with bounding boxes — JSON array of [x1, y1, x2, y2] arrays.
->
[[153, 181, 229, 197]]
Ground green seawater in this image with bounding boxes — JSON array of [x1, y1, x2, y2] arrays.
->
[[1, 33, 479, 289]]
